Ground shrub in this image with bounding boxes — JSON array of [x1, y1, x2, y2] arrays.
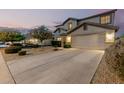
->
[[64, 44, 71, 48], [11, 43, 23, 47], [23, 44, 40, 48], [5, 46, 22, 54], [32, 44, 40, 48], [18, 51, 26, 56], [53, 45, 59, 51], [10, 43, 23, 48], [53, 48, 58, 51], [51, 41, 61, 47]]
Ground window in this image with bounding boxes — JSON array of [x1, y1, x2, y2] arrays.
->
[[68, 23, 72, 30], [105, 31, 115, 43], [100, 15, 111, 24]]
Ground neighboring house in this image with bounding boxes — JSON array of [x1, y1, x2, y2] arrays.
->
[[54, 9, 119, 49]]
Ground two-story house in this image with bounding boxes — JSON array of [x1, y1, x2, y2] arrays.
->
[[54, 9, 119, 49]]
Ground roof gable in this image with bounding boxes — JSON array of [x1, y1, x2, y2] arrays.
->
[[54, 28, 67, 33], [67, 22, 119, 34], [78, 9, 117, 22], [55, 9, 117, 27], [55, 17, 79, 27]]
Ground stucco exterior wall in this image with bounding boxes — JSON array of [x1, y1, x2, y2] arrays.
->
[[78, 12, 115, 25], [69, 25, 115, 49], [54, 19, 78, 39], [111, 13, 115, 25], [70, 25, 114, 36], [78, 17, 100, 25], [54, 28, 67, 40], [63, 20, 78, 31]]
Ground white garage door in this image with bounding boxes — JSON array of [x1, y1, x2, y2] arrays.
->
[[71, 34, 106, 49]]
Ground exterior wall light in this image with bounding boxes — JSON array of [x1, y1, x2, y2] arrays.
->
[[105, 31, 115, 43], [57, 37, 61, 41], [66, 36, 71, 43]]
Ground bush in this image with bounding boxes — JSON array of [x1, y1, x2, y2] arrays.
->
[[53, 45, 59, 51], [32, 44, 40, 48], [18, 51, 26, 56], [51, 41, 61, 47], [11, 43, 22, 47], [5, 46, 22, 54], [53, 48, 58, 51], [23, 44, 40, 48], [64, 44, 71, 48]]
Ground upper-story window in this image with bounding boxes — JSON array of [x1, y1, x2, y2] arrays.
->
[[68, 22, 73, 30], [100, 15, 111, 24]]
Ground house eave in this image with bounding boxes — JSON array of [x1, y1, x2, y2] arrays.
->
[[55, 17, 79, 27], [55, 9, 117, 28], [67, 22, 119, 35], [78, 9, 117, 22], [54, 28, 67, 33]]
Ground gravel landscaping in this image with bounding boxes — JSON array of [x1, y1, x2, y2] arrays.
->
[[91, 39, 124, 84], [1, 46, 55, 62]]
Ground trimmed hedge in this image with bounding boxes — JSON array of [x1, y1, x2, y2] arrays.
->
[[51, 41, 61, 47], [23, 44, 40, 48], [18, 51, 26, 56], [11, 43, 23, 47], [64, 44, 71, 48], [5, 46, 22, 54]]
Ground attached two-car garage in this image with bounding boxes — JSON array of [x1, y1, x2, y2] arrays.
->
[[68, 23, 117, 50], [71, 34, 106, 49]]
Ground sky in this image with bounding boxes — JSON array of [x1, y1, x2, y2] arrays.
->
[[0, 9, 123, 36]]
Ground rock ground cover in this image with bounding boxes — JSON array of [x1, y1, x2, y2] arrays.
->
[[91, 38, 124, 83], [1, 47, 54, 62]]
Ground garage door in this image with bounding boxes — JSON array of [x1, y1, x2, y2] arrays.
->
[[71, 34, 106, 49]]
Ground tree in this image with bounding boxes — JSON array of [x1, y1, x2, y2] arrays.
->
[[30, 25, 53, 42], [120, 34, 124, 38], [0, 31, 25, 42]]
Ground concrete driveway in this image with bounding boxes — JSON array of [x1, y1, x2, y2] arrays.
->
[[7, 48, 104, 84], [0, 52, 15, 84]]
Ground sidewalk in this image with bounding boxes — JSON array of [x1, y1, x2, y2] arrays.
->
[[0, 52, 15, 84]]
